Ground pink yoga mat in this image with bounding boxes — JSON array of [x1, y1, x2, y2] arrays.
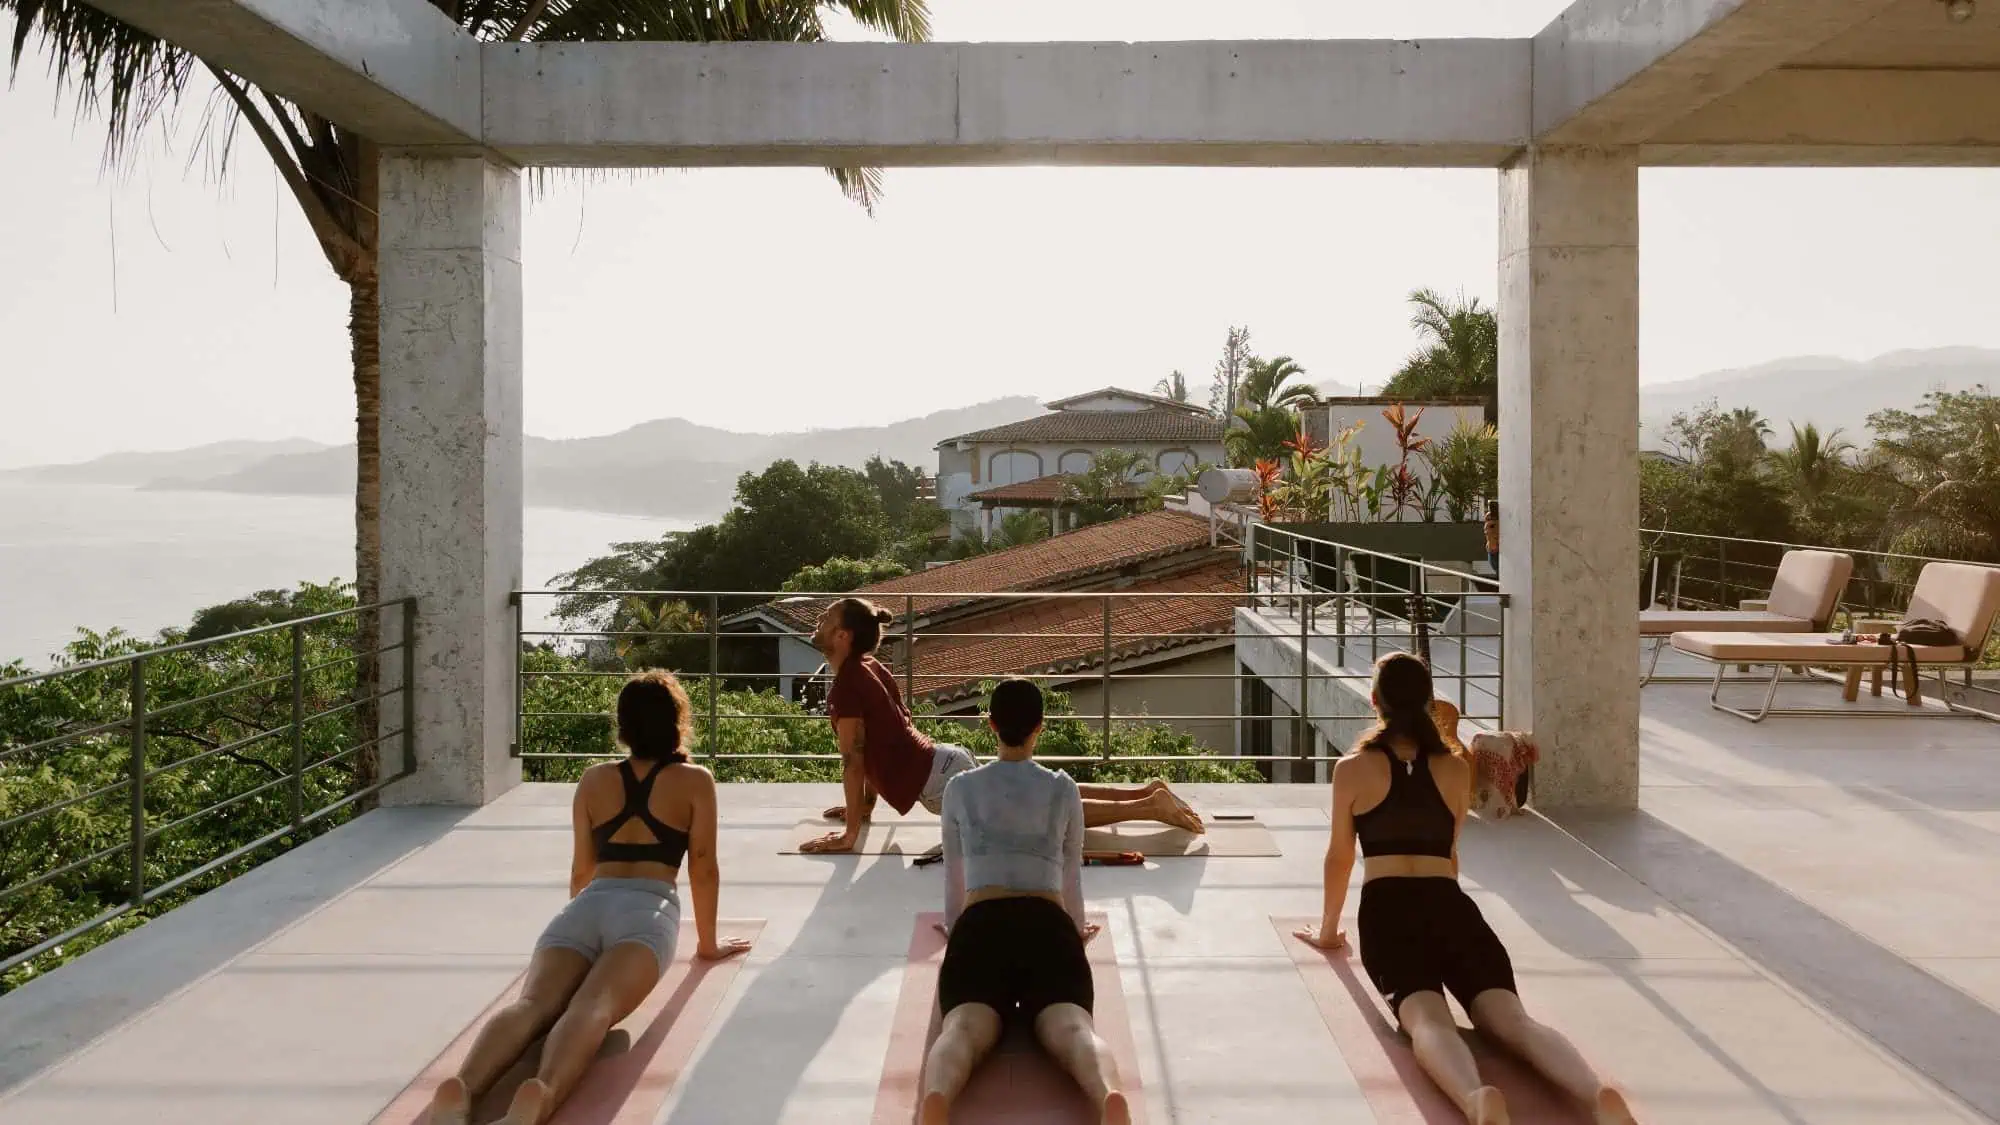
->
[[1271, 917, 1592, 1124], [371, 921, 762, 1125], [872, 912, 1147, 1125]]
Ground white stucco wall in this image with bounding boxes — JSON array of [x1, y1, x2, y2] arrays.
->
[[1318, 401, 1487, 492]]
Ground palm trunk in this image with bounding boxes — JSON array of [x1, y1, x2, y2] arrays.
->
[[350, 274, 382, 794]]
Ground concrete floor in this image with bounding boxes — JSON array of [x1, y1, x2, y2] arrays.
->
[[0, 670, 1995, 1124]]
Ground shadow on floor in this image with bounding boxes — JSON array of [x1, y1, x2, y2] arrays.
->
[[1556, 808, 2000, 1122]]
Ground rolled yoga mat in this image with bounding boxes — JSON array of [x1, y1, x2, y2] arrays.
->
[[370, 921, 762, 1125], [784, 818, 1279, 857], [872, 912, 1148, 1125], [1270, 917, 1593, 1124]]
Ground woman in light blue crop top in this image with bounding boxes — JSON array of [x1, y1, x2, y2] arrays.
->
[[920, 678, 1131, 1125]]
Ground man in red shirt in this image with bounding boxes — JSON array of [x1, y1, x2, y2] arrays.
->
[[796, 598, 1205, 855], [799, 599, 976, 854]]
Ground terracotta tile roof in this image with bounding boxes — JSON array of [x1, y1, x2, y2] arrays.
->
[[965, 473, 1143, 505], [906, 558, 1244, 704], [755, 509, 1218, 629], [940, 407, 1224, 446]]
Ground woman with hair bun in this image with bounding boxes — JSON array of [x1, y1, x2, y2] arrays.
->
[[1295, 653, 1635, 1125], [425, 670, 750, 1125]]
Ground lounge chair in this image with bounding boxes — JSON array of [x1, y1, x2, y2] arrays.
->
[[1639, 549, 1853, 684], [1670, 561, 2000, 722]]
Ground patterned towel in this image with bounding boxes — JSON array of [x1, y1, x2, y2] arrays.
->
[[1467, 731, 1538, 819]]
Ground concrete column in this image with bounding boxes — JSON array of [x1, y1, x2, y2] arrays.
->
[[1496, 146, 1640, 810], [378, 154, 524, 806]]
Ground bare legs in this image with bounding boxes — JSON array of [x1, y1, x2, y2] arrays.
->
[[919, 1002, 1129, 1125], [1077, 780, 1203, 834], [1398, 993, 1508, 1125], [426, 948, 592, 1125], [1468, 990, 1636, 1125], [501, 943, 662, 1125]]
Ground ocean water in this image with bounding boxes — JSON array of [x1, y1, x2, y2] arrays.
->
[[0, 482, 700, 669]]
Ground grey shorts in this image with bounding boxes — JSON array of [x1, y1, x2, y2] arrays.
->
[[534, 877, 680, 971], [917, 743, 977, 815]]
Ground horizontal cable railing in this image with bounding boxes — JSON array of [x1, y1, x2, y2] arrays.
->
[[515, 543, 1507, 775], [0, 599, 417, 986]]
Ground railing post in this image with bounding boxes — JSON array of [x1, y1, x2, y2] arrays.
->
[[402, 599, 417, 777], [511, 592, 524, 759], [127, 657, 147, 906], [1496, 595, 1508, 730], [1717, 540, 1730, 608], [1368, 556, 1380, 661], [1455, 572, 1469, 717], [1101, 596, 1113, 761], [1335, 545, 1348, 664], [290, 622, 306, 830], [1296, 585, 1310, 778], [904, 595, 916, 712], [708, 594, 721, 759]]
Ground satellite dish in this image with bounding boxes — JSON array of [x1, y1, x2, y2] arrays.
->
[[1197, 467, 1259, 504]]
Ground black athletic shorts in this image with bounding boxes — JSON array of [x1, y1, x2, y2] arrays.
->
[[938, 896, 1093, 1027], [1357, 876, 1516, 1020]]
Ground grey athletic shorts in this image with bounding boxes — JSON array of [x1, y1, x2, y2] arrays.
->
[[917, 743, 977, 815], [534, 877, 680, 971]]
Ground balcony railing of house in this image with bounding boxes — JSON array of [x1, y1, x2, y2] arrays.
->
[[0, 600, 417, 983], [513, 539, 1508, 770], [1642, 529, 2000, 700]]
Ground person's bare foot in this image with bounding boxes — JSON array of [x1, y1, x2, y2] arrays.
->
[[1468, 1085, 1510, 1125], [1102, 1089, 1133, 1125], [919, 1090, 951, 1125], [426, 1076, 470, 1125], [823, 804, 845, 821], [1595, 1085, 1638, 1125], [502, 1077, 550, 1125], [1151, 790, 1204, 835]]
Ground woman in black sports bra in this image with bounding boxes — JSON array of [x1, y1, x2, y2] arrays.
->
[[1295, 654, 1636, 1125], [425, 671, 751, 1125]]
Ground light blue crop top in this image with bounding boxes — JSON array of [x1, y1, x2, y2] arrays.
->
[[939, 758, 1085, 931]]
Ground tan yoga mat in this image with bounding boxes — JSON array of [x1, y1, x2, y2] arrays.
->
[[784, 817, 1279, 857], [370, 920, 762, 1125], [1270, 917, 1596, 1124], [871, 912, 1148, 1125]]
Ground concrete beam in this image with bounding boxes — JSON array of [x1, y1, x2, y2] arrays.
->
[[1642, 70, 2000, 165], [481, 40, 1531, 168], [1532, 0, 1903, 145], [82, 0, 479, 145]]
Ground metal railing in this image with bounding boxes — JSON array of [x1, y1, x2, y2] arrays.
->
[[514, 531, 1507, 770], [0, 600, 417, 982]]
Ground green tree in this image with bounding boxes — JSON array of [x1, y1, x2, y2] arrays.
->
[[782, 556, 910, 592], [1382, 288, 1497, 403], [1059, 449, 1151, 528], [5, 0, 931, 791], [1225, 405, 1301, 468], [1238, 355, 1318, 411], [1207, 326, 1254, 415], [1868, 386, 2000, 562], [1153, 370, 1191, 404]]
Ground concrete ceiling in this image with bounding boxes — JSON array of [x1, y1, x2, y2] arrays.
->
[[1790, 0, 2000, 69]]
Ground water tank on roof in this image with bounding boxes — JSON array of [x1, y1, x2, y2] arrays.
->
[[1197, 467, 1258, 505]]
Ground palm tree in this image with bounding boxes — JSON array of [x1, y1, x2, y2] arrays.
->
[[5, 0, 929, 788], [1225, 404, 1301, 468], [1238, 355, 1317, 411], [1383, 288, 1497, 403], [1770, 422, 1853, 502], [1153, 370, 1191, 404]]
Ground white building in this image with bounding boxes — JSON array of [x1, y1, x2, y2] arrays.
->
[[934, 388, 1226, 539]]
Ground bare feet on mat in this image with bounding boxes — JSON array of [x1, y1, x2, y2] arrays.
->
[[1102, 1090, 1133, 1125], [823, 804, 845, 821], [919, 1090, 951, 1125], [1595, 1085, 1639, 1125], [502, 1077, 550, 1125], [1150, 790, 1204, 835], [1468, 1085, 1510, 1125], [426, 1076, 470, 1125]]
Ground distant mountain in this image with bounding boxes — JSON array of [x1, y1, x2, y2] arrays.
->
[[1640, 347, 1997, 448], [3, 439, 328, 485], [124, 397, 1042, 518]]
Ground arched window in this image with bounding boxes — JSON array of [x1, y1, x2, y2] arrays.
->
[[1057, 449, 1095, 474], [1156, 448, 1199, 478], [986, 449, 1044, 485]]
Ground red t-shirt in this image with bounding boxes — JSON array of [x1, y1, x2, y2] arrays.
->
[[827, 655, 935, 815]]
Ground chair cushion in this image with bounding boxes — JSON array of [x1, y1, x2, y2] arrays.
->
[[1765, 550, 1855, 624], [1640, 610, 1812, 635], [1907, 563, 2000, 653], [1670, 632, 1964, 664]]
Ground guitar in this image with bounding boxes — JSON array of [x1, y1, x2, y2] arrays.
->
[[1406, 591, 1464, 756]]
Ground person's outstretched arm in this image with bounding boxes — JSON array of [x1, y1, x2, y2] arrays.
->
[[802, 717, 870, 853], [569, 775, 596, 898], [1301, 758, 1357, 948], [685, 766, 749, 959], [1060, 776, 1087, 933], [941, 780, 966, 931]]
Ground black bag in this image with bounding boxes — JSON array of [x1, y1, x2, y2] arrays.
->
[[1874, 618, 1961, 692]]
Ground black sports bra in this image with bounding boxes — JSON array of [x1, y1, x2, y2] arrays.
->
[[1351, 742, 1455, 859], [591, 759, 691, 867]]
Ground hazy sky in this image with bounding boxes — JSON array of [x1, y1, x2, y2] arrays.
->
[[3, 1, 1999, 468]]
